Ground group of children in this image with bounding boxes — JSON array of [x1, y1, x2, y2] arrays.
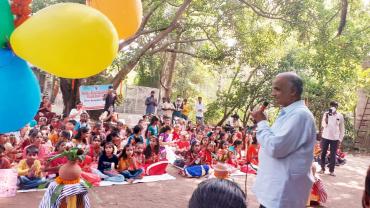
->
[[0, 109, 261, 189]]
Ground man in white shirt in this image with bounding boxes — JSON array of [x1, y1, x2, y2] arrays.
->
[[251, 72, 316, 208], [195, 97, 205, 126], [162, 98, 174, 120], [69, 102, 87, 122], [158, 97, 166, 119], [319, 101, 345, 176]]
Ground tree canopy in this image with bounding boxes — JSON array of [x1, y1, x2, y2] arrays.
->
[[32, 0, 369, 128]]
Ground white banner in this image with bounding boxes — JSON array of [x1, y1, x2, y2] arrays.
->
[[79, 84, 112, 110]]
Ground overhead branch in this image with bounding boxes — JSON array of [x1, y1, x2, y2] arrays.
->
[[238, 0, 292, 23], [165, 48, 199, 56], [111, 0, 193, 88], [324, 8, 341, 27], [118, 2, 163, 50], [147, 38, 208, 55], [164, 49, 228, 61], [199, 27, 221, 51], [119, 27, 169, 50]]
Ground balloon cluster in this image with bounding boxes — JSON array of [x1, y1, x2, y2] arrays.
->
[[0, 0, 142, 133]]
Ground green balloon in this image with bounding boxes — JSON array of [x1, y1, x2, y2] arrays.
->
[[0, 0, 15, 48]]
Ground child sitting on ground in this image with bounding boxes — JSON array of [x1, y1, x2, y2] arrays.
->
[[200, 137, 210, 151], [176, 131, 190, 156], [89, 135, 102, 162], [118, 145, 143, 183], [158, 125, 174, 159], [200, 142, 217, 167], [134, 142, 145, 169], [0, 144, 11, 169], [127, 125, 144, 146], [228, 140, 243, 165], [217, 140, 229, 163], [95, 142, 125, 182], [246, 136, 259, 166], [43, 141, 68, 177], [185, 140, 203, 167], [17, 145, 46, 189], [180, 140, 209, 177], [144, 136, 160, 164]]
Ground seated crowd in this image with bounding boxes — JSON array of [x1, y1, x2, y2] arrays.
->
[[0, 101, 260, 190]]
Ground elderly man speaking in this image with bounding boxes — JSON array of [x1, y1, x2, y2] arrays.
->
[[251, 72, 316, 208]]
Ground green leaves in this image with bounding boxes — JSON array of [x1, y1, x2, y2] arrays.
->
[[48, 147, 86, 162], [50, 184, 65, 206]]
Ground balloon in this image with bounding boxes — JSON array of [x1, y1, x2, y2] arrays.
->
[[10, 3, 119, 79], [0, 0, 15, 47], [87, 0, 142, 40], [0, 49, 41, 133]]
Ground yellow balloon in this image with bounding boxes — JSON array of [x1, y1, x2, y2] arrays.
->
[[10, 3, 119, 79], [87, 0, 143, 40]]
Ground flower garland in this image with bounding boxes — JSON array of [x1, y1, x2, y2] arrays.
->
[[11, 0, 32, 27], [55, 176, 81, 185]]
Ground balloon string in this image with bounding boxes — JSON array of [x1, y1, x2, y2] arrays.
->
[[71, 79, 75, 91]]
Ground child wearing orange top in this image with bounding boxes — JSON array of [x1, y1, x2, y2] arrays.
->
[[246, 137, 259, 166], [118, 145, 143, 182]]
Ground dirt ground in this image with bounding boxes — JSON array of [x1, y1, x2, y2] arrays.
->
[[0, 154, 368, 208]]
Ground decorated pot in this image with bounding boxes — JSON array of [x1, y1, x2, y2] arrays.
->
[[214, 162, 229, 179], [59, 160, 82, 181]]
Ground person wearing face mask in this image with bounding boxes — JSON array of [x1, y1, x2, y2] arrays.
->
[[319, 101, 345, 176]]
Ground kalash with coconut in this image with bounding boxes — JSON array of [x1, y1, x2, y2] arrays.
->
[[213, 146, 236, 179], [39, 147, 91, 208]]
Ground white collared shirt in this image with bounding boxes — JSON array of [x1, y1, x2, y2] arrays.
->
[[321, 111, 345, 141], [195, 102, 204, 117]]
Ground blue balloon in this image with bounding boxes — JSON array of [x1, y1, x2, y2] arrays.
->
[[0, 49, 41, 133]]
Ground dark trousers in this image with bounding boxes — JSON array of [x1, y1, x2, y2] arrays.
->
[[321, 138, 339, 173], [259, 205, 266, 208]]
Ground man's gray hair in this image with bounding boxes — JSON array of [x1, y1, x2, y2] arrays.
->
[[278, 72, 303, 96]]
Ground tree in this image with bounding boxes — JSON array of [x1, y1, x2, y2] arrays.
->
[[30, 0, 369, 129]]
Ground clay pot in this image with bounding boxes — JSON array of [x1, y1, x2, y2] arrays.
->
[[214, 162, 229, 179], [59, 160, 82, 181]]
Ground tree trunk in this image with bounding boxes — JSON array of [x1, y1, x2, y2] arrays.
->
[[217, 106, 237, 126], [160, 38, 179, 98], [60, 78, 81, 116]]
